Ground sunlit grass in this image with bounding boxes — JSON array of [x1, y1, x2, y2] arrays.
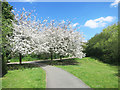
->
[[2, 67, 46, 88], [56, 57, 118, 88]]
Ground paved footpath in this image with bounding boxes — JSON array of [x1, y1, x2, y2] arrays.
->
[[8, 60, 91, 88], [40, 65, 91, 88]]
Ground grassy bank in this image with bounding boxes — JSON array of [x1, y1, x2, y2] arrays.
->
[[2, 67, 46, 88], [54, 57, 118, 88]]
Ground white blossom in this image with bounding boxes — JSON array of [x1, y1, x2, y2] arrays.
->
[[8, 8, 85, 58]]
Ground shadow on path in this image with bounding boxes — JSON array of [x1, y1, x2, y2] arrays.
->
[[35, 58, 79, 66], [7, 58, 79, 70]]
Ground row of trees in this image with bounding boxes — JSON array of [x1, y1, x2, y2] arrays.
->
[[1, 1, 85, 76], [8, 8, 85, 64], [85, 24, 118, 64]]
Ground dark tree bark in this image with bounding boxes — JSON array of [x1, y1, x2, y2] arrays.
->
[[50, 51, 53, 65], [19, 53, 22, 64], [60, 55, 62, 60], [51, 51, 53, 61], [2, 54, 7, 77]]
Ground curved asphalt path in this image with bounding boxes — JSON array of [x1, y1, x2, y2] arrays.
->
[[8, 60, 91, 88], [40, 65, 91, 88]]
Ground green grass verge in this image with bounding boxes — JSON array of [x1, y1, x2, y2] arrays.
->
[[2, 67, 46, 88], [9, 57, 40, 62], [55, 57, 118, 88], [9, 55, 69, 62]]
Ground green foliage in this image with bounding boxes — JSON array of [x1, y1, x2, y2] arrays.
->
[[2, 1, 14, 54], [1, 1, 14, 76], [9, 53, 68, 62], [85, 24, 118, 64], [9, 56, 39, 62], [35, 53, 61, 60], [56, 57, 118, 88]]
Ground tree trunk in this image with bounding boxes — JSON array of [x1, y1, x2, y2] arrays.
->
[[50, 51, 53, 65], [51, 51, 53, 61], [2, 54, 7, 77], [19, 53, 22, 64], [60, 55, 62, 60]]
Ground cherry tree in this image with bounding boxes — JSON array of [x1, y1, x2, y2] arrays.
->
[[42, 20, 85, 61], [8, 8, 47, 64]]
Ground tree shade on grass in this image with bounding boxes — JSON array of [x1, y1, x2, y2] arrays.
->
[[2, 67, 46, 88], [56, 57, 118, 88]]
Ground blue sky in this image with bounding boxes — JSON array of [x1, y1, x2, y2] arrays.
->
[[8, 1, 118, 41]]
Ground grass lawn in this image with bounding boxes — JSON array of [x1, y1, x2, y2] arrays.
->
[[9, 57, 40, 62], [2, 67, 46, 88], [54, 57, 118, 88], [9, 55, 69, 62]]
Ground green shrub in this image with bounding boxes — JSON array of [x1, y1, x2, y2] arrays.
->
[[85, 24, 118, 64]]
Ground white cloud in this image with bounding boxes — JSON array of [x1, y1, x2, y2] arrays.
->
[[73, 23, 79, 27], [84, 20, 98, 28], [110, 0, 120, 7], [84, 16, 115, 28]]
